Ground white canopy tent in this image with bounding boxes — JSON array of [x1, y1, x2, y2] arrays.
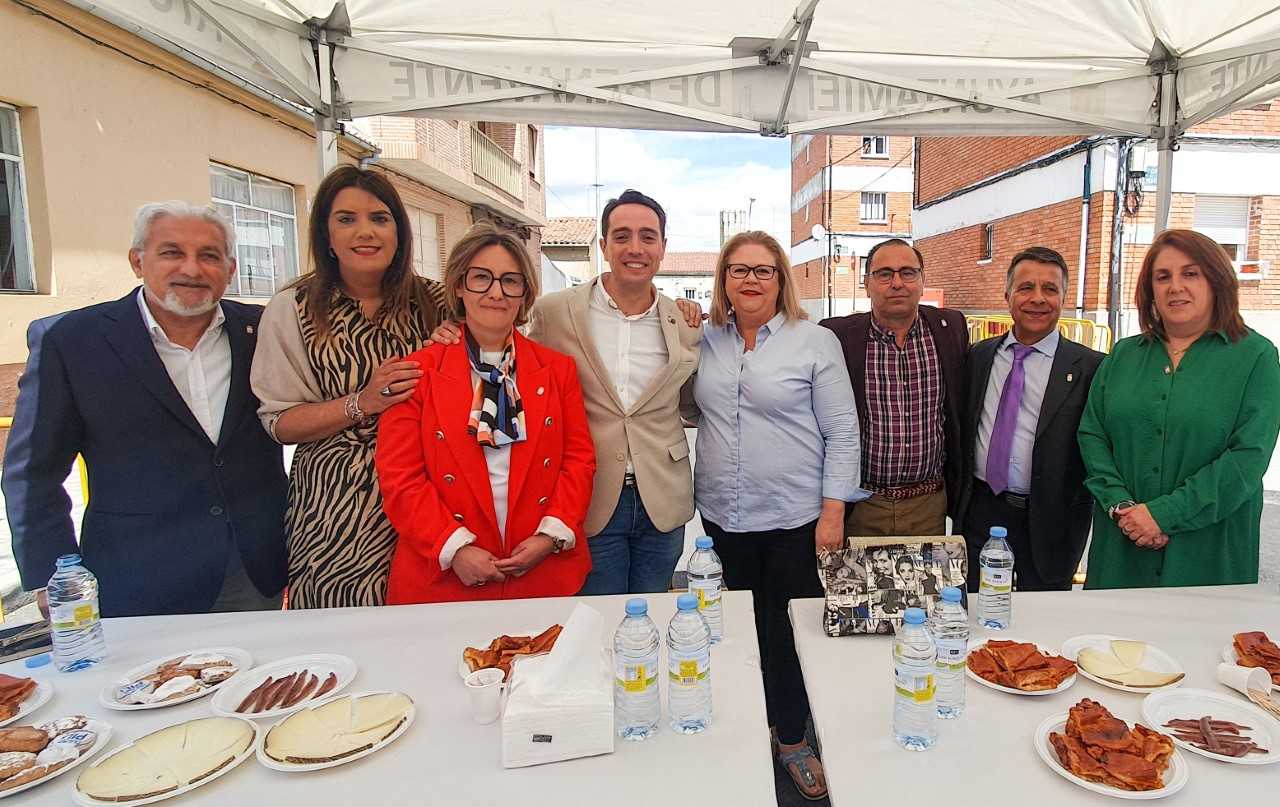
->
[[70, 0, 1280, 232]]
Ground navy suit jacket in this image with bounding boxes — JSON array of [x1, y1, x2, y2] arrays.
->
[[1, 290, 287, 616]]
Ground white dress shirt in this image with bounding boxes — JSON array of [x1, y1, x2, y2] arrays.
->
[[136, 288, 231, 444], [438, 348, 576, 570], [588, 275, 668, 472], [974, 329, 1060, 495]]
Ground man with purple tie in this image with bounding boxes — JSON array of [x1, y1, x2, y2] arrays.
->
[[958, 247, 1104, 591]]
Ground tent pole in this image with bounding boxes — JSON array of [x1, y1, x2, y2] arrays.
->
[[316, 28, 338, 179], [769, 14, 814, 135], [1154, 72, 1177, 234]]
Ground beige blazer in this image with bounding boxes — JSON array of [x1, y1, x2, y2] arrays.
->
[[527, 279, 700, 536]]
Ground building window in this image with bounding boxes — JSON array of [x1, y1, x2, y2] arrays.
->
[[1193, 195, 1249, 261], [684, 288, 697, 300], [210, 163, 298, 298], [860, 192, 887, 223], [407, 205, 441, 281], [527, 125, 539, 181], [980, 223, 994, 261], [0, 104, 34, 292], [861, 136, 889, 158]]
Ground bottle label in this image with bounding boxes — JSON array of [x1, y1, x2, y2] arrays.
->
[[616, 659, 658, 694], [980, 567, 1012, 593], [894, 667, 935, 704], [50, 598, 100, 631], [668, 650, 710, 687], [935, 640, 968, 672], [689, 579, 720, 610]]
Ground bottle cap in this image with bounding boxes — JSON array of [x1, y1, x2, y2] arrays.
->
[[941, 586, 963, 603], [903, 607, 927, 625], [625, 598, 648, 616], [55, 554, 82, 568], [676, 593, 698, 611], [989, 526, 1008, 539], [695, 536, 713, 550]]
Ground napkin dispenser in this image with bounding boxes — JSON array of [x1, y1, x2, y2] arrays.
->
[[501, 603, 615, 768]]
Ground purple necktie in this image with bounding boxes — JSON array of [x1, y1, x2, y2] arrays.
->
[[985, 343, 1033, 495]]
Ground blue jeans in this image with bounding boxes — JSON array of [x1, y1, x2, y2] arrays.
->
[[578, 486, 685, 595]]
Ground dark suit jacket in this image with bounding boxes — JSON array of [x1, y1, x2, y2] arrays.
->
[[957, 333, 1104, 582], [820, 306, 970, 517], [1, 290, 287, 617]]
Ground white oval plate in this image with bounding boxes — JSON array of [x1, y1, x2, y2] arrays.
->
[[256, 691, 415, 773], [0, 680, 53, 728], [1142, 687, 1279, 765], [1060, 635, 1184, 694], [964, 637, 1077, 696], [1220, 643, 1279, 692], [0, 718, 112, 799], [99, 647, 252, 711], [1035, 713, 1189, 800], [73, 717, 258, 807], [211, 654, 356, 720]]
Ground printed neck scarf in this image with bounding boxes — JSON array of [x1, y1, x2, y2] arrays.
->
[[465, 328, 525, 448]]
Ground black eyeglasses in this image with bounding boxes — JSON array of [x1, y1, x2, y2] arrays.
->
[[868, 267, 921, 285], [726, 263, 778, 280], [464, 267, 527, 297]]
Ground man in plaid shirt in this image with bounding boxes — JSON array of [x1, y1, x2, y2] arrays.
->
[[821, 239, 968, 536]]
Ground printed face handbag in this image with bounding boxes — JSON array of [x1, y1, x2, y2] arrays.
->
[[818, 535, 968, 636]]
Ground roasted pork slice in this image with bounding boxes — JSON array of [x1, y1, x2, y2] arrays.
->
[[1050, 732, 1110, 782], [1098, 750, 1162, 791], [1234, 631, 1280, 683], [986, 641, 1046, 672]]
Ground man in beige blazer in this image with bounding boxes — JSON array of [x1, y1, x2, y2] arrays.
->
[[529, 191, 701, 594]]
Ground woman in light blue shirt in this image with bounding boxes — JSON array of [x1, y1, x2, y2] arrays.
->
[[683, 231, 863, 801]]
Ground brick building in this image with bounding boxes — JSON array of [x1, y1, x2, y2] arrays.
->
[[541, 216, 599, 283], [789, 134, 914, 318], [912, 102, 1280, 346], [0, 0, 546, 431]]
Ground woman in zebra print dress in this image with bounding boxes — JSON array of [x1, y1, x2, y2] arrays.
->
[[251, 166, 448, 608]]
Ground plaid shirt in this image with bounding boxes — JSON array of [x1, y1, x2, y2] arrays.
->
[[862, 315, 946, 488]]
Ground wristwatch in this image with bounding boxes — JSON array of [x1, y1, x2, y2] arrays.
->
[[544, 534, 567, 554], [1109, 500, 1137, 521]]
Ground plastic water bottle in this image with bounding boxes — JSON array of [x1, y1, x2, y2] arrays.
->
[[667, 593, 712, 734], [613, 598, 661, 740], [892, 607, 937, 751], [686, 536, 723, 644], [978, 526, 1015, 630], [929, 587, 969, 719], [47, 554, 106, 672]]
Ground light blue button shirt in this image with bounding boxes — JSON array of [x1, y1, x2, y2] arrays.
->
[[691, 312, 867, 532], [974, 329, 1060, 495]]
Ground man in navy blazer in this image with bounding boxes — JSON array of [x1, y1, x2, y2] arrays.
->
[[2, 202, 287, 617]]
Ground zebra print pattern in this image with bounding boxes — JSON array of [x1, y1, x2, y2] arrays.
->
[[284, 278, 448, 609]]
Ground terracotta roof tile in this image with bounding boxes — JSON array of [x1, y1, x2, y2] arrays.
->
[[542, 217, 596, 246], [658, 251, 718, 275]]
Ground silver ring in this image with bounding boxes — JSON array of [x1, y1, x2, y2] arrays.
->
[[379, 385, 394, 397]]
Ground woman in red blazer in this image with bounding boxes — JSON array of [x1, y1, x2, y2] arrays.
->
[[376, 223, 595, 603]]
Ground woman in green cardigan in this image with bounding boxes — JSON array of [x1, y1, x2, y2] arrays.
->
[[1078, 228, 1280, 588]]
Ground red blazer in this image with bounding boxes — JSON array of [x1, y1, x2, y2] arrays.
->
[[376, 330, 595, 604]]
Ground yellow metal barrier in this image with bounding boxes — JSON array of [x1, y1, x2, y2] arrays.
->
[[966, 315, 1113, 353], [0, 416, 88, 503]]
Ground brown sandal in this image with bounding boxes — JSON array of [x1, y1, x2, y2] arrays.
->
[[776, 740, 827, 801]]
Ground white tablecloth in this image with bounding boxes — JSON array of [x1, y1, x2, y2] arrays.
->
[[790, 584, 1280, 805], [0, 591, 774, 805]]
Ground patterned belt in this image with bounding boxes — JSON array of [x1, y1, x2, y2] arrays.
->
[[864, 478, 944, 501]]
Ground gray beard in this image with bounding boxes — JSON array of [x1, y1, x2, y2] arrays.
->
[[146, 285, 219, 318]]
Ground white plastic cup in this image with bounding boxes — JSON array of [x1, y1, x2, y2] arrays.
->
[[1216, 662, 1271, 697], [464, 668, 505, 724]]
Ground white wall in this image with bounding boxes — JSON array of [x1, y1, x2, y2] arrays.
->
[[654, 275, 715, 310]]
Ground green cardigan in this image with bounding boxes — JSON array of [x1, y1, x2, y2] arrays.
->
[[1078, 328, 1280, 589]]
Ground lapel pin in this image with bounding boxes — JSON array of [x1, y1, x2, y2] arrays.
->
[[668, 316, 676, 324], [941, 319, 948, 327], [246, 325, 255, 334], [1066, 372, 1073, 382]]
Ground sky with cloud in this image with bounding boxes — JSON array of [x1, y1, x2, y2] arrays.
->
[[543, 127, 792, 253]]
